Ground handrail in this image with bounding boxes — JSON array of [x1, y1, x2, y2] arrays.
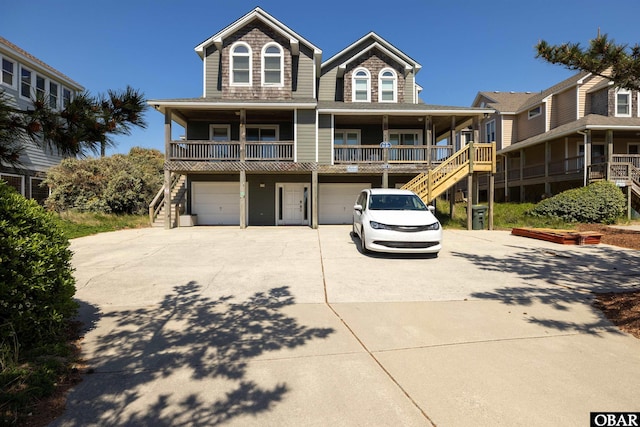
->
[[148, 173, 183, 226], [401, 142, 495, 203]]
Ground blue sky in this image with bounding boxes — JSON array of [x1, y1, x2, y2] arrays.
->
[[4, 0, 640, 156]]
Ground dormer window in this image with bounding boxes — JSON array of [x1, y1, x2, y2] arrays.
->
[[528, 106, 542, 119], [231, 42, 252, 86], [352, 68, 370, 102], [616, 88, 631, 117], [379, 69, 397, 102], [262, 43, 283, 86]]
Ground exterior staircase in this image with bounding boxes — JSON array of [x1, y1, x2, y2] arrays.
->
[[401, 142, 496, 203], [149, 174, 187, 227], [604, 161, 640, 216]]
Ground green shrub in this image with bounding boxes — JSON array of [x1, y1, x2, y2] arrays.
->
[[528, 181, 626, 224], [0, 181, 77, 353], [44, 147, 163, 215]]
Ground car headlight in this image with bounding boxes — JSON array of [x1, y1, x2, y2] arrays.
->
[[370, 221, 391, 230], [425, 222, 440, 230]]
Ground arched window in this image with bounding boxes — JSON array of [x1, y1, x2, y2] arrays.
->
[[352, 68, 370, 102], [231, 42, 251, 86], [262, 43, 283, 86], [379, 68, 397, 102]]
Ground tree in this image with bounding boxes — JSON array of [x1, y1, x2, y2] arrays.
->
[[0, 86, 148, 165], [536, 33, 640, 91]]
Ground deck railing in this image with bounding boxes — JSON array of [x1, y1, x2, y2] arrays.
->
[[333, 145, 453, 164], [168, 140, 294, 161]]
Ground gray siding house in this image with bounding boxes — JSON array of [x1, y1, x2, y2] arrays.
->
[[149, 7, 493, 228], [0, 37, 84, 203]]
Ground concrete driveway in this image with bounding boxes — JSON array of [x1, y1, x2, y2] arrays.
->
[[52, 226, 640, 426]]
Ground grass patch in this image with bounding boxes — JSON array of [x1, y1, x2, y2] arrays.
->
[[434, 200, 576, 230], [54, 211, 150, 239]]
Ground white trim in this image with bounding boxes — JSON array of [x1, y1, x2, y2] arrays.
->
[[615, 88, 632, 117], [527, 105, 541, 120], [261, 42, 284, 87], [19, 64, 33, 100], [314, 109, 318, 162], [294, 109, 298, 162], [0, 55, 17, 90], [352, 67, 371, 102], [246, 124, 279, 141], [0, 172, 25, 196], [334, 129, 362, 145], [485, 119, 496, 143], [230, 42, 252, 87], [378, 68, 397, 103], [203, 52, 207, 97], [331, 114, 335, 165], [275, 182, 311, 226], [208, 124, 230, 140], [388, 129, 424, 145]]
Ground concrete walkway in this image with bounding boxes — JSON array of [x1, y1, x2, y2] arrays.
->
[[51, 226, 640, 426]]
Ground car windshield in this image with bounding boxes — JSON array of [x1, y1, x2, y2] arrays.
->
[[368, 194, 427, 211]]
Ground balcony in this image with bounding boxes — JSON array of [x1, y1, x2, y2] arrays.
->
[[168, 140, 294, 161], [333, 145, 454, 165]]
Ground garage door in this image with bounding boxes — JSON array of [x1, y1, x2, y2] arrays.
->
[[319, 183, 370, 224], [192, 182, 241, 225]]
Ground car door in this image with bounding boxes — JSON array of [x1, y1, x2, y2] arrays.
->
[[353, 191, 367, 234]]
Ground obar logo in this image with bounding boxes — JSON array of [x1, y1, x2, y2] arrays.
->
[[591, 413, 640, 427]]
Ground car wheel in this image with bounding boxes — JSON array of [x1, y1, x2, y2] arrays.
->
[[360, 229, 370, 254]]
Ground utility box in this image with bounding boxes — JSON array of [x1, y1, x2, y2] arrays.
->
[[469, 205, 487, 230]]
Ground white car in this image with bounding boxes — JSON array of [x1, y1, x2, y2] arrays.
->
[[352, 188, 442, 254]]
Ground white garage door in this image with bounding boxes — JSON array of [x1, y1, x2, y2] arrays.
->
[[192, 182, 240, 225], [319, 183, 370, 224]]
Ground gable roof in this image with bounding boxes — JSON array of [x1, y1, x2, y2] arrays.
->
[[321, 32, 422, 76], [473, 91, 536, 114], [0, 37, 84, 91], [194, 7, 321, 66]]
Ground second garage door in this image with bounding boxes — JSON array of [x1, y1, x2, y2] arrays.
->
[[319, 183, 370, 224], [192, 182, 241, 225]]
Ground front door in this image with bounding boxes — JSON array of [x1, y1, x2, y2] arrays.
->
[[277, 183, 309, 225]]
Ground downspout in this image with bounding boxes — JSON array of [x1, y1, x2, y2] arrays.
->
[[577, 130, 587, 186]]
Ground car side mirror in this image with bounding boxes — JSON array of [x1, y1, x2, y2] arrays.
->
[[427, 205, 436, 214], [354, 204, 363, 212]]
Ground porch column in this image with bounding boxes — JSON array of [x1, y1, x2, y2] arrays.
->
[[382, 115, 389, 188], [240, 109, 246, 162], [585, 130, 592, 185], [467, 173, 473, 230], [239, 170, 246, 229], [425, 117, 432, 165], [488, 173, 495, 230], [606, 130, 613, 180], [450, 117, 456, 151], [164, 108, 172, 229], [544, 141, 551, 195], [312, 170, 318, 229], [519, 149, 525, 202]]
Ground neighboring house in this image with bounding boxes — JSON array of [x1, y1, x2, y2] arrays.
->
[[149, 7, 493, 228], [0, 37, 84, 203], [473, 71, 640, 211]]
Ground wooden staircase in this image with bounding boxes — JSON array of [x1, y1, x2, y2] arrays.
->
[[149, 174, 187, 227], [401, 142, 496, 203]]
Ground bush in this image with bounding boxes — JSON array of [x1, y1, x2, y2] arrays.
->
[[44, 147, 163, 215], [528, 181, 626, 224], [0, 180, 77, 353]]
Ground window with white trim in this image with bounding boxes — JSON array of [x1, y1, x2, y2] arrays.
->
[[36, 74, 46, 100], [0, 173, 24, 196], [62, 87, 72, 107], [379, 68, 397, 102], [231, 42, 252, 86], [389, 130, 423, 146], [615, 88, 631, 117], [209, 125, 230, 141], [2, 57, 16, 88], [528, 106, 541, 119], [485, 120, 496, 142], [247, 125, 278, 141], [334, 130, 361, 145], [20, 66, 32, 98], [352, 68, 370, 102], [262, 43, 283, 86], [49, 81, 59, 109]]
